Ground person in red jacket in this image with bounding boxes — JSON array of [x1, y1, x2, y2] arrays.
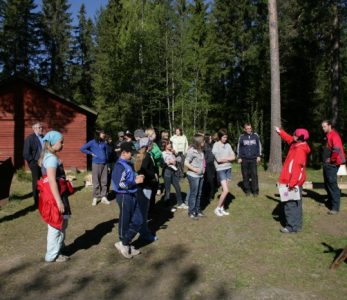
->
[[275, 126, 311, 233], [322, 120, 346, 214]]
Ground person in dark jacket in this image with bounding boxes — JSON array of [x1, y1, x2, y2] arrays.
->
[[106, 135, 116, 193], [237, 123, 262, 197], [134, 137, 158, 242], [80, 129, 110, 206], [23, 122, 44, 207], [322, 120, 346, 215], [112, 142, 144, 259], [202, 134, 216, 207]]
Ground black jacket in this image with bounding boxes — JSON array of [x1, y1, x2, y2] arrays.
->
[[23, 133, 42, 165], [237, 132, 262, 160], [137, 152, 157, 189]]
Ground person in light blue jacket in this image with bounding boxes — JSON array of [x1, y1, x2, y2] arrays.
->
[[80, 129, 110, 206]]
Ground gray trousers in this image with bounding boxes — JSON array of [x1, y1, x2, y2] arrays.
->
[[92, 163, 108, 198], [284, 199, 303, 232]]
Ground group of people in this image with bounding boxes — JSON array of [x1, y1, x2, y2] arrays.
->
[[22, 120, 345, 261]]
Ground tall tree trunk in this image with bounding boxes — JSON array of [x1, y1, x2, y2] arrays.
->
[[165, 32, 172, 133], [171, 50, 175, 133], [331, 1, 340, 127], [193, 70, 199, 133], [268, 0, 282, 173]]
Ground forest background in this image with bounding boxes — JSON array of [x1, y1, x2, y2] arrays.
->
[[1, 0, 347, 164]]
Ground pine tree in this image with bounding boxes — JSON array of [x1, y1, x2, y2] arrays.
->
[[268, 0, 282, 173], [40, 0, 72, 94], [92, 0, 127, 130], [0, 0, 40, 77]]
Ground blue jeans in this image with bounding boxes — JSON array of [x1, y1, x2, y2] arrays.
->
[[164, 168, 183, 205], [187, 175, 204, 215], [116, 193, 143, 245], [323, 164, 340, 211], [45, 219, 68, 262], [137, 188, 153, 238]]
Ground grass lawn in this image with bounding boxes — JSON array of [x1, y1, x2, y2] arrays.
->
[[0, 165, 346, 299]]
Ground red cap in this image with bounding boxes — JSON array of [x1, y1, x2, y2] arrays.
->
[[294, 128, 309, 140]]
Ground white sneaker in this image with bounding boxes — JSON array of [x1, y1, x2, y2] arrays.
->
[[114, 242, 133, 259], [220, 207, 230, 216], [214, 207, 224, 217], [130, 246, 141, 256], [101, 197, 110, 204], [177, 203, 188, 209], [55, 254, 70, 262], [92, 197, 98, 206]]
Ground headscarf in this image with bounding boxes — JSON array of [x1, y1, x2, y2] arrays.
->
[[43, 130, 63, 146]]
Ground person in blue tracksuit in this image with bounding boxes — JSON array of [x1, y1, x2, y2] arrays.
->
[[112, 142, 144, 259], [237, 123, 262, 197], [80, 129, 110, 206]]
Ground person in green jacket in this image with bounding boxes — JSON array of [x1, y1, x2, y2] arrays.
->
[[145, 128, 162, 211]]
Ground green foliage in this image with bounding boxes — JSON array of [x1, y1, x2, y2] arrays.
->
[[0, 0, 347, 159], [40, 0, 73, 94], [0, 0, 40, 78]]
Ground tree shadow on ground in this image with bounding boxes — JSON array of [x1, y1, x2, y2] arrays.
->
[[322, 242, 347, 266], [10, 192, 33, 200], [63, 218, 118, 256], [223, 193, 235, 210], [0, 204, 36, 224], [266, 195, 286, 227], [147, 197, 175, 235], [72, 185, 85, 193], [0, 243, 229, 299]]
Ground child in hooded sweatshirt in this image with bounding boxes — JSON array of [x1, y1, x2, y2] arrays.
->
[[276, 127, 311, 233], [112, 142, 144, 258]]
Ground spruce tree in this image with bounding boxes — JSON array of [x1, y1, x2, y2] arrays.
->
[[40, 0, 72, 94], [0, 0, 40, 77], [69, 4, 94, 106]]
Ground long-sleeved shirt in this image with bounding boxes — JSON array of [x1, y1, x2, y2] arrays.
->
[[322, 129, 346, 166], [80, 139, 108, 164], [170, 135, 189, 154], [212, 141, 234, 171], [185, 147, 205, 178], [237, 132, 262, 160]]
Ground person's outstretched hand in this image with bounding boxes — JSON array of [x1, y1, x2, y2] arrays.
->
[[274, 126, 280, 133]]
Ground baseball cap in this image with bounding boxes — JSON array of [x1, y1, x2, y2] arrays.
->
[[294, 128, 309, 140], [120, 142, 134, 153]]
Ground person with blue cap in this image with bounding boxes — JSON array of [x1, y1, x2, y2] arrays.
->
[[38, 130, 72, 262]]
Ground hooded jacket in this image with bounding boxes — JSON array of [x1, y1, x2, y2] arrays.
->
[[278, 129, 311, 188]]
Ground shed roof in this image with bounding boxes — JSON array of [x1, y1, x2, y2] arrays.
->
[[0, 75, 98, 117]]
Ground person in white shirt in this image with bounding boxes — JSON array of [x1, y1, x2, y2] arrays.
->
[[170, 128, 189, 178]]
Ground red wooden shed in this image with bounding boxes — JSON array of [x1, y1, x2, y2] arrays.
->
[[0, 76, 98, 170]]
